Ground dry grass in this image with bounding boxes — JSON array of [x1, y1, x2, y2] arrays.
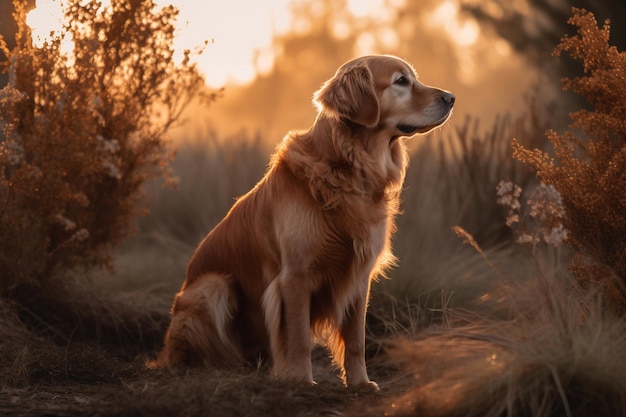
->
[[350, 267, 626, 417], [3, 99, 626, 415], [2, 48, 625, 416]]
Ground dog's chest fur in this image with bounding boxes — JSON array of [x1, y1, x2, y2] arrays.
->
[[275, 198, 390, 324], [272, 156, 395, 297]]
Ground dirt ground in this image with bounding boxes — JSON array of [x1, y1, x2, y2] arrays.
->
[[0, 290, 414, 417], [1, 345, 408, 417]]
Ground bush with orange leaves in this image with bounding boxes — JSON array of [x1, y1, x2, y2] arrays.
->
[[513, 8, 626, 309], [0, 0, 206, 296]]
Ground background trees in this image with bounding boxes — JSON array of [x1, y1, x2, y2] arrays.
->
[[0, 0, 206, 296]]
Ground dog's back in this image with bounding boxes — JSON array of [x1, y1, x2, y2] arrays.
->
[[150, 55, 454, 387]]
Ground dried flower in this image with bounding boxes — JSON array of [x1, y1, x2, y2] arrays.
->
[[543, 224, 568, 247], [496, 180, 522, 226], [513, 8, 626, 305], [516, 232, 540, 246], [527, 183, 565, 222], [497, 181, 568, 248]]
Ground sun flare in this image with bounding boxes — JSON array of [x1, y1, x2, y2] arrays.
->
[[25, 0, 422, 88], [26, 0, 502, 90], [429, 1, 480, 47], [26, 0, 65, 43], [26, 0, 294, 87]]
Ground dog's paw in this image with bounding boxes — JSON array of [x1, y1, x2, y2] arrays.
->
[[273, 368, 316, 386], [362, 380, 379, 391], [292, 376, 317, 387], [347, 379, 379, 391]]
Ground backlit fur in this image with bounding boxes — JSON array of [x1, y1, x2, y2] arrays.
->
[[149, 55, 455, 388]]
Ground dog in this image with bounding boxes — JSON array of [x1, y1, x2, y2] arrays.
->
[[149, 55, 455, 388]]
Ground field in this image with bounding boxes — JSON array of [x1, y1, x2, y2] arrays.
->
[[2, 106, 625, 416], [2, 5, 625, 413]]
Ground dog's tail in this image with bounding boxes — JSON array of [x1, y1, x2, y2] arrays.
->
[[147, 273, 243, 369]]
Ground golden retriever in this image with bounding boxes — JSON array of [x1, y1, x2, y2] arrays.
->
[[149, 55, 455, 388]]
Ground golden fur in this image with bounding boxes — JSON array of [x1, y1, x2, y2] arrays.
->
[[149, 55, 455, 388]]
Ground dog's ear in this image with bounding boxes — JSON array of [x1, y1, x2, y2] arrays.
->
[[313, 64, 380, 128]]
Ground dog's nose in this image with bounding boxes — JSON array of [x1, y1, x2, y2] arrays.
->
[[441, 92, 455, 107]]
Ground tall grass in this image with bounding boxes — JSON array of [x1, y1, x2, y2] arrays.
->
[[3, 103, 624, 415], [382, 100, 549, 312], [101, 132, 270, 298], [105, 104, 546, 315], [4, 11, 625, 412], [356, 9, 626, 417], [3, 4, 624, 416], [348, 260, 626, 417]]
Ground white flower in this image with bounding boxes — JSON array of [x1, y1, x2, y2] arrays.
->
[[73, 228, 89, 242], [516, 233, 540, 245], [496, 181, 522, 209], [496, 180, 513, 196], [543, 224, 568, 246], [497, 180, 522, 229], [96, 135, 120, 153], [528, 183, 565, 221], [505, 213, 520, 227]]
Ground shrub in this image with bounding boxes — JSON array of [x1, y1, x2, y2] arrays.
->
[[512, 8, 626, 309], [0, 0, 207, 295]]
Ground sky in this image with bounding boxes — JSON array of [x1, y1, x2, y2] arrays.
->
[[27, 0, 417, 87], [25, 0, 539, 139]]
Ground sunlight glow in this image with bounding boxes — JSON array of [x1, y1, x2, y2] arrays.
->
[[425, 0, 484, 84], [26, 0, 75, 64], [332, 20, 352, 40], [26, 0, 293, 87], [170, 0, 293, 86], [26, 0, 503, 90], [349, 0, 402, 56], [347, 0, 384, 18], [26, 0, 65, 46], [26, 0, 405, 88], [429, 1, 480, 47]]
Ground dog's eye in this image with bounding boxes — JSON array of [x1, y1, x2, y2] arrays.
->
[[394, 76, 409, 86]]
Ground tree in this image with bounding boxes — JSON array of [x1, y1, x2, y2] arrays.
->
[[0, 0, 207, 296], [461, 0, 626, 65]]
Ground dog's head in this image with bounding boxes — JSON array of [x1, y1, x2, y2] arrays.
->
[[313, 55, 455, 137]]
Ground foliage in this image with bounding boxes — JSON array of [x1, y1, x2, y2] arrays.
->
[[512, 8, 626, 308], [0, 0, 207, 294], [2, 4, 625, 416]]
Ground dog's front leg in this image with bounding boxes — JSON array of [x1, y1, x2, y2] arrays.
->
[[281, 278, 314, 384], [341, 289, 378, 389]]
